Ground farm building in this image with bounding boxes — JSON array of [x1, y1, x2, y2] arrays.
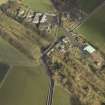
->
[[83, 45, 96, 54]]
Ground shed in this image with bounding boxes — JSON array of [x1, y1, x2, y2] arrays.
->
[[83, 45, 96, 54]]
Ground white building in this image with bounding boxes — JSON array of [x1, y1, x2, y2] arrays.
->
[[40, 15, 47, 23], [62, 37, 70, 43], [83, 45, 96, 54], [32, 13, 42, 24]]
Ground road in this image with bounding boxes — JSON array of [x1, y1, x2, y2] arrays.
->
[[46, 79, 55, 105], [41, 56, 55, 105], [42, 38, 59, 57]]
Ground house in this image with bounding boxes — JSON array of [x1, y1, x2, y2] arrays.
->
[[25, 9, 34, 22], [40, 15, 47, 23], [32, 13, 42, 24], [62, 37, 70, 43], [18, 8, 25, 17]]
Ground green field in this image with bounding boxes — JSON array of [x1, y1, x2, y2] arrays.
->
[[53, 86, 70, 105], [79, 0, 104, 13], [0, 65, 49, 105], [76, 5, 105, 53], [22, 0, 55, 12], [0, 37, 35, 66]]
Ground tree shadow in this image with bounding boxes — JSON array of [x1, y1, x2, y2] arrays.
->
[[70, 95, 83, 105], [0, 62, 10, 81]]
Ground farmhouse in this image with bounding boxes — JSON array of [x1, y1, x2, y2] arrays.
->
[[32, 13, 42, 23], [62, 37, 70, 44], [18, 8, 25, 17], [40, 15, 47, 23], [25, 9, 34, 22]]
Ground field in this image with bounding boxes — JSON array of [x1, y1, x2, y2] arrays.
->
[[0, 37, 35, 66], [0, 10, 49, 61], [22, 0, 55, 12], [0, 0, 7, 5], [79, 0, 104, 13], [53, 86, 70, 105], [0, 11, 49, 46], [0, 65, 49, 105], [0, 8, 50, 105], [76, 4, 105, 53], [0, 18, 49, 104]]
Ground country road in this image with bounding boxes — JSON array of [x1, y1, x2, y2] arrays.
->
[[46, 79, 55, 105], [41, 56, 55, 105]]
